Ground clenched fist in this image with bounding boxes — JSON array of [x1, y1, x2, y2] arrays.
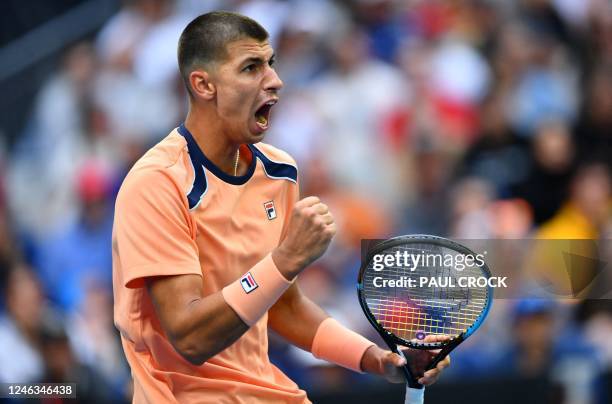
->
[[272, 196, 336, 279]]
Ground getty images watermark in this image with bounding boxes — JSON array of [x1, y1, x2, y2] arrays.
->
[[369, 248, 507, 289], [361, 238, 611, 299]]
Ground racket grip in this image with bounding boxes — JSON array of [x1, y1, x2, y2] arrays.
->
[[405, 386, 425, 404], [393, 345, 423, 389]]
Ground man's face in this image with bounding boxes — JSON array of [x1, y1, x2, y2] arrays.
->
[[209, 37, 283, 143]]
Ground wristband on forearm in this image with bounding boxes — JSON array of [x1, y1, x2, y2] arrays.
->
[[311, 317, 376, 373], [222, 253, 294, 326]]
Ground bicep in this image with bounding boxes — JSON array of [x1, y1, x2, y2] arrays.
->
[[147, 274, 204, 340], [146, 273, 249, 364]]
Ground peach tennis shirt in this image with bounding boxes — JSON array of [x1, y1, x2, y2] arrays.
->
[[112, 124, 309, 403]]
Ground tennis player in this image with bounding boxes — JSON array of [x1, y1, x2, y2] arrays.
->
[[112, 11, 449, 403]]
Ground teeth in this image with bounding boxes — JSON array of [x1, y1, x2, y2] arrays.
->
[[255, 100, 275, 127]]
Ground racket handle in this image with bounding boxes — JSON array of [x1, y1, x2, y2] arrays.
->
[[394, 346, 422, 389], [405, 385, 425, 404]]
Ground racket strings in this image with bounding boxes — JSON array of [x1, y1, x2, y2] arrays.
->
[[362, 244, 490, 342]]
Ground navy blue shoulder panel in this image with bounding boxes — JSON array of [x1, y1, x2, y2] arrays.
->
[[177, 124, 208, 210], [186, 159, 208, 210], [250, 145, 298, 183]]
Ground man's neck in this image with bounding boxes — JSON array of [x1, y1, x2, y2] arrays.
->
[[184, 107, 241, 176]]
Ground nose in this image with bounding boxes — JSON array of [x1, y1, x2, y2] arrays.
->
[[264, 66, 283, 92]]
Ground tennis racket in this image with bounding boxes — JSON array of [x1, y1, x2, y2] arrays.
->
[[357, 235, 493, 404]]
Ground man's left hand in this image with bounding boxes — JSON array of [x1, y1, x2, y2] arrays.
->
[[360, 338, 451, 386]]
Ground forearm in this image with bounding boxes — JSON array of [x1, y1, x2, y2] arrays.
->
[[269, 285, 375, 372], [268, 284, 329, 351]]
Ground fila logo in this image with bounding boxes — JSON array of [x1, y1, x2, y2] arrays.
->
[[263, 200, 277, 220], [240, 272, 258, 293]]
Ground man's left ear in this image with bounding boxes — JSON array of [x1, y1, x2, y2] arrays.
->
[[189, 69, 216, 100]]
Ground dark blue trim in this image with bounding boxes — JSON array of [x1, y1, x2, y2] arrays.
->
[[185, 160, 207, 210], [177, 124, 256, 187], [251, 145, 298, 183], [177, 125, 208, 209]]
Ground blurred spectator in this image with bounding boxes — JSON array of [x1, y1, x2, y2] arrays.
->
[[398, 140, 452, 235], [507, 24, 578, 137], [538, 162, 611, 239], [391, 31, 489, 151], [265, 90, 325, 165], [0, 264, 45, 383], [576, 300, 612, 370], [67, 285, 130, 399], [96, 0, 172, 70], [350, 0, 406, 63], [7, 42, 98, 235], [573, 66, 612, 168], [459, 91, 530, 197], [513, 120, 576, 225], [94, 0, 183, 145], [273, 0, 344, 89], [582, 0, 612, 72], [449, 177, 496, 238], [520, 0, 573, 46], [237, 0, 292, 46], [310, 24, 408, 208], [505, 300, 560, 377], [35, 160, 114, 312], [498, 299, 602, 404], [39, 312, 117, 402], [428, 35, 491, 137], [525, 163, 610, 301], [489, 198, 534, 238]]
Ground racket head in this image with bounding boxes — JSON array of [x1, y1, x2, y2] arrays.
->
[[357, 235, 493, 350]]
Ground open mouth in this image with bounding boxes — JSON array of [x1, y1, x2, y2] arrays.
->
[[254, 99, 277, 130]]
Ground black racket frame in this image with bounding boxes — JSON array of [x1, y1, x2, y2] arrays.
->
[[357, 235, 492, 389]]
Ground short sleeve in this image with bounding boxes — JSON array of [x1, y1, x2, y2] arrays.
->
[[113, 169, 201, 288]]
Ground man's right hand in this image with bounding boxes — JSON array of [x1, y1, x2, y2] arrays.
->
[[272, 196, 336, 280]]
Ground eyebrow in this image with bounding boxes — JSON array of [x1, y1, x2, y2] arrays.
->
[[240, 53, 276, 66]]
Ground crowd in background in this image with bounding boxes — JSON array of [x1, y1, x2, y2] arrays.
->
[[0, 0, 610, 403]]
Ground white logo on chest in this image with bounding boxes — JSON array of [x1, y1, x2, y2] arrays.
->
[[263, 200, 277, 220]]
